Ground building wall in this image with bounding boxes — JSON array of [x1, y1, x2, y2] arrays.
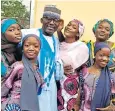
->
[[32, 0, 115, 42]]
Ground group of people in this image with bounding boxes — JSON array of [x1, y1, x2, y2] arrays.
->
[[1, 5, 115, 111]]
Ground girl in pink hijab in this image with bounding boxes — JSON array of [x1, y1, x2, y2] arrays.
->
[[57, 19, 89, 111]]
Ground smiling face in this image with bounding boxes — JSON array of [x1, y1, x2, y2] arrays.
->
[[4, 24, 22, 43], [95, 21, 111, 42], [41, 16, 60, 36], [23, 37, 40, 60], [64, 21, 79, 39], [94, 47, 111, 68]]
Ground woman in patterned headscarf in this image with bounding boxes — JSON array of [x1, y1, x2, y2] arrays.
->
[[57, 19, 89, 111], [86, 19, 115, 72]]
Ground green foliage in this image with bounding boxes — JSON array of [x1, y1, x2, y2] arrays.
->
[[1, 0, 30, 28]]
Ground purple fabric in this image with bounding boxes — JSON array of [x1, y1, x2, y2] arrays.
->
[[94, 42, 110, 55]]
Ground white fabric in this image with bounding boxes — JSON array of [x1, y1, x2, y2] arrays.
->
[[59, 40, 89, 70], [21, 28, 39, 38], [38, 74, 58, 111]]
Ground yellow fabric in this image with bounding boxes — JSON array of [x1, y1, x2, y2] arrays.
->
[[111, 42, 115, 50], [91, 41, 95, 58], [85, 40, 115, 57]]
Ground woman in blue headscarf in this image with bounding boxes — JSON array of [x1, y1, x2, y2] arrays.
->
[[1, 18, 22, 77], [78, 42, 115, 111]]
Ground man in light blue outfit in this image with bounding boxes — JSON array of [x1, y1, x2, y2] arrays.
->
[[21, 5, 62, 111]]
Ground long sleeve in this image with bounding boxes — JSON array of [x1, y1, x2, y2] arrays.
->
[[1, 65, 14, 97], [57, 31, 65, 42]]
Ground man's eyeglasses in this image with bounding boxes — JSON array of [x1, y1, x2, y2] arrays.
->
[[43, 17, 60, 24]]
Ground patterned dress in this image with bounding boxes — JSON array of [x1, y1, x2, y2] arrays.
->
[[80, 71, 115, 111], [57, 66, 87, 111], [57, 41, 89, 111], [1, 61, 42, 111]]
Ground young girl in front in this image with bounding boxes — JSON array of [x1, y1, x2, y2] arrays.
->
[[1, 34, 43, 111], [79, 42, 115, 111]]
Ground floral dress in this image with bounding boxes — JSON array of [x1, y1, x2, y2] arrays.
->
[[80, 71, 115, 111], [57, 66, 87, 111], [1, 61, 43, 111]]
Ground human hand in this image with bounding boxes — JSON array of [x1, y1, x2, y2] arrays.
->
[[96, 105, 115, 111], [5, 64, 23, 88], [57, 19, 64, 32], [71, 104, 80, 111], [64, 65, 73, 75]]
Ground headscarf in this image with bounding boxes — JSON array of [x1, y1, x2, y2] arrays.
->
[[71, 19, 85, 38], [20, 34, 41, 111], [21, 34, 41, 47], [94, 42, 110, 55], [1, 19, 18, 33], [91, 42, 111, 111], [93, 19, 114, 37], [1, 19, 20, 65]]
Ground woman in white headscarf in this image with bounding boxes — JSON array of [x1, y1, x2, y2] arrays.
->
[[57, 19, 89, 111]]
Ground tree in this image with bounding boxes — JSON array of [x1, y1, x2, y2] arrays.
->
[[1, 0, 30, 28]]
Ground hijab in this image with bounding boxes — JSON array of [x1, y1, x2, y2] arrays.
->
[[91, 42, 111, 111], [20, 34, 41, 111], [1, 19, 20, 65], [93, 19, 114, 37]]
